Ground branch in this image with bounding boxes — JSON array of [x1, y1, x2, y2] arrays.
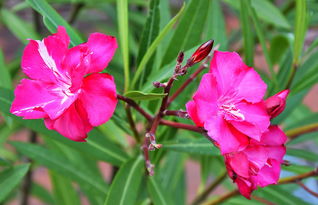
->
[[163, 110, 189, 118], [296, 181, 318, 198], [286, 123, 318, 140], [160, 119, 204, 133], [125, 106, 140, 143], [203, 190, 240, 205]]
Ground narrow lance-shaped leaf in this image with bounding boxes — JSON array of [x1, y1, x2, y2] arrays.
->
[[131, 3, 185, 88], [0, 164, 30, 203], [104, 156, 144, 205], [27, 0, 83, 45], [147, 175, 173, 205], [0, 9, 40, 44], [117, 0, 130, 91], [161, 0, 210, 67], [124, 91, 167, 101], [10, 141, 108, 197]]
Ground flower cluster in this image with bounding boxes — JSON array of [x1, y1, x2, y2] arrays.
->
[[10, 26, 118, 141], [186, 51, 289, 198]]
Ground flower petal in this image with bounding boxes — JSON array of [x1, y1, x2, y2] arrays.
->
[[78, 73, 117, 126], [260, 125, 287, 146], [235, 177, 253, 199], [22, 26, 70, 83], [230, 102, 270, 141], [228, 152, 250, 178], [44, 100, 92, 141], [251, 159, 281, 187], [86, 33, 117, 73], [10, 79, 76, 119], [186, 100, 203, 127], [204, 116, 248, 154]]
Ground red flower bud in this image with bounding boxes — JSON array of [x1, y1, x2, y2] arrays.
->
[[265, 89, 289, 119], [187, 40, 214, 66]]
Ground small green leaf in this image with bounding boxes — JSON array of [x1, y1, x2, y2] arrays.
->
[[104, 156, 144, 205], [131, 4, 185, 88], [27, 0, 83, 46], [163, 138, 219, 156], [0, 164, 30, 203], [0, 9, 40, 44], [124, 91, 167, 101], [10, 141, 107, 197]]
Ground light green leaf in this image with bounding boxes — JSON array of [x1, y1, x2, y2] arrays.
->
[[1, 9, 40, 44], [117, 0, 130, 91], [293, 0, 307, 65], [27, 0, 83, 46], [163, 138, 219, 156], [251, 0, 290, 29], [104, 156, 144, 205], [286, 148, 318, 161], [270, 34, 290, 65], [31, 183, 55, 205], [10, 141, 108, 197], [124, 91, 167, 101], [131, 4, 185, 88], [0, 164, 30, 203]]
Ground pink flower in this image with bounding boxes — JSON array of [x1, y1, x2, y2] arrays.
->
[[10, 26, 118, 141], [186, 51, 270, 154], [264, 89, 289, 119], [224, 126, 287, 198]]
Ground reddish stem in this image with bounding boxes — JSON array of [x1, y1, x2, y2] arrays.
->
[[296, 181, 318, 198]]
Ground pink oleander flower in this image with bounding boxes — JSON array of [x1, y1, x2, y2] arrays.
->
[[225, 126, 287, 199], [265, 89, 289, 119], [186, 51, 270, 154], [10, 26, 118, 141]]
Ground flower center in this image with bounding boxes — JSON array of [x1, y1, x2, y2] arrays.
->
[[219, 103, 245, 121]]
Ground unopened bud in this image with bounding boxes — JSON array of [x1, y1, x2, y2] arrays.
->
[[177, 51, 184, 64], [153, 81, 167, 88], [265, 90, 289, 119], [187, 40, 214, 66]]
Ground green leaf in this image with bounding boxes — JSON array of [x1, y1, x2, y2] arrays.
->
[[254, 186, 310, 205], [137, 0, 160, 64], [206, 0, 227, 50], [163, 138, 219, 156], [240, 0, 254, 66], [10, 141, 108, 197], [247, 0, 277, 88], [0, 9, 40, 44], [0, 164, 30, 203], [286, 148, 318, 161], [50, 171, 81, 205], [104, 156, 144, 205], [293, 0, 307, 65], [0, 87, 128, 166], [124, 91, 167, 101], [147, 175, 172, 205], [31, 183, 55, 205], [161, 0, 210, 67], [27, 0, 83, 46], [251, 0, 290, 29], [117, 0, 130, 91], [270, 34, 290, 65], [0, 50, 12, 89], [131, 4, 185, 88]]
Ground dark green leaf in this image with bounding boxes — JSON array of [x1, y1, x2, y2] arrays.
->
[[31, 183, 55, 205], [293, 0, 307, 65], [286, 148, 318, 161], [0, 164, 30, 203], [104, 156, 144, 205], [270, 35, 290, 65], [240, 0, 254, 66], [147, 175, 172, 205], [124, 91, 167, 101]]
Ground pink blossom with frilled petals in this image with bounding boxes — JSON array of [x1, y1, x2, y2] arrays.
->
[[10, 26, 118, 141], [224, 126, 287, 198], [186, 51, 270, 154]]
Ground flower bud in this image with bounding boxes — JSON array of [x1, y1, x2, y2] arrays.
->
[[264, 89, 289, 119], [177, 51, 184, 64], [187, 40, 214, 66]]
